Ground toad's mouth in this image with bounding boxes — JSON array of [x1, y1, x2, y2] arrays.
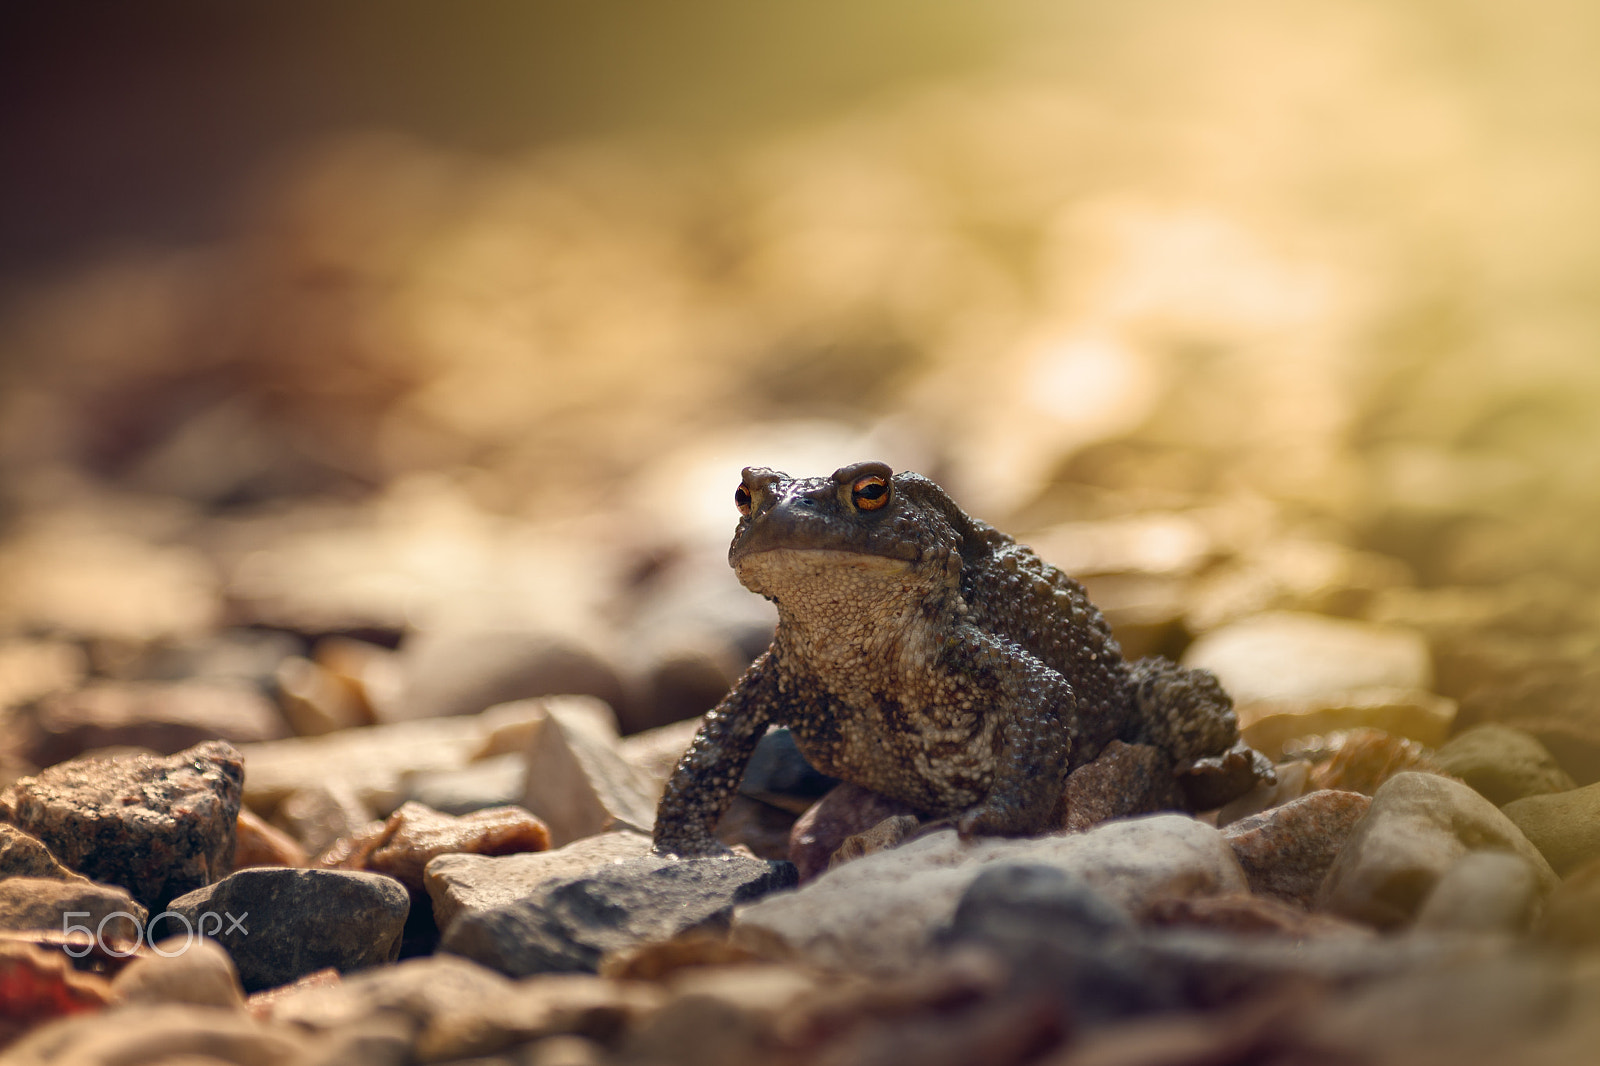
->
[[733, 546, 914, 575], [733, 547, 917, 600]]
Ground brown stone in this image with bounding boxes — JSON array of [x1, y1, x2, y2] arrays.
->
[[19, 680, 286, 767], [273, 655, 372, 736], [1502, 781, 1600, 877], [1061, 740, 1181, 831], [788, 782, 920, 881], [0, 740, 242, 910], [715, 795, 799, 860], [1307, 729, 1442, 795], [522, 706, 656, 845], [235, 807, 310, 869], [246, 966, 342, 1020], [1454, 667, 1600, 785], [423, 831, 652, 931], [0, 941, 115, 1045], [1238, 688, 1456, 760], [270, 780, 373, 858], [0, 877, 147, 943], [110, 935, 247, 1008], [360, 801, 551, 893], [0, 823, 88, 882], [1433, 724, 1576, 806], [1141, 892, 1374, 940], [1216, 760, 1312, 827], [1538, 854, 1600, 949], [830, 814, 923, 870], [1221, 789, 1371, 906]]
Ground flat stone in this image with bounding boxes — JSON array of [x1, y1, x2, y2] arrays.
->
[[110, 935, 247, 1008], [521, 704, 656, 845], [787, 782, 920, 881], [401, 752, 526, 815], [1501, 781, 1600, 876], [1060, 740, 1181, 832], [0, 823, 88, 882], [1434, 724, 1576, 806], [161, 867, 409, 992], [1238, 688, 1456, 760], [1222, 789, 1371, 906], [236, 698, 552, 815], [442, 853, 797, 976], [351, 801, 551, 894], [1317, 772, 1557, 928], [1182, 612, 1431, 703], [425, 831, 653, 931], [0, 740, 242, 910], [1414, 851, 1543, 935], [735, 815, 1248, 973], [18, 680, 287, 766], [0, 877, 147, 942]]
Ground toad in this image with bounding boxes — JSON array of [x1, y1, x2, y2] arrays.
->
[[652, 461, 1267, 856]]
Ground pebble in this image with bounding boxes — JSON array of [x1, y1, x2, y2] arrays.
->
[[521, 704, 657, 845], [736, 726, 839, 814], [1413, 851, 1543, 935], [1537, 854, 1600, 949], [0, 739, 242, 909], [735, 815, 1248, 973], [714, 794, 800, 859], [1237, 688, 1456, 760], [1501, 781, 1600, 876], [333, 801, 551, 894], [274, 655, 372, 736], [1060, 740, 1181, 832], [442, 853, 797, 976], [0, 823, 88, 882], [425, 831, 653, 931], [160, 867, 410, 992], [236, 698, 551, 815], [0, 941, 116, 1041], [400, 752, 527, 815], [787, 782, 920, 881], [269, 780, 373, 859], [1433, 724, 1576, 806], [17, 679, 286, 767], [1182, 611, 1432, 703], [110, 935, 247, 1008], [391, 626, 629, 724], [0, 877, 147, 942], [1305, 728, 1441, 795], [1452, 668, 1600, 785], [1221, 789, 1371, 907], [235, 807, 310, 868], [1216, 760, 1311, 826], [1317, 772, 1557, 928]]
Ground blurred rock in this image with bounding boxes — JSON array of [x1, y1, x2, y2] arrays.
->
[[161, 867, 409, 992], [0, 824, 88, 882], [344, 801, 551, 894], [392, 627, 628, 724], [1307, 728, 1442, 795], [1216, 759, 1312, 826], [1, 740, 242, 909], [1453, 667, 1600, 785], [425, 831, 653, 932], [1413, 851, 1543, 935], [237, 698, 549, 815], [1184, 540, 1412, 633], [1317, 772, 1556, 929], [618, 716, 702, 800], [133, 627, 302, 689], [1537, 855, 1600, 949], [0, 877, 147, 941], [401, 752, 526, 815], [522, 702, 656, 845], [244, 966, 342, 1019], [788, 782, 920, 881], [827, 814, 922, 871], [110, 936, 247, 1008], [442, 853, 797, 976], [1060, 740, 1181, 831], [1078, 573, 1192, 661], [270, 780, 373, 858], [1221, 789, 1370, 907], [736, 727, 838, 814], [17, 680, 286, 766], [715, 795, 800, 860], [737, 816, 1246, 973], [235, 807, 310, 868], [2, 1002, 313, 1066], [274, 655, 371, 736], [0, 941, 116, 1046], [1237, 688, 1456, 760], [1433, 724, 1576, 806], [1501, 782, 1600, 877], [632, 639, 743, 735], [0, 640, 85, 711], [1182, 611, 1431, 703], [1141, 893, 1374, 940]]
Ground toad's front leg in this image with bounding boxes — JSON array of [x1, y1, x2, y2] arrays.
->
[[945, 633, 1076, 838], [652, 651, 778, 857]]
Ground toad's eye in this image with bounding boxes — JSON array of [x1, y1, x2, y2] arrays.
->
[[735, 483, 752, 516], [851, 475, 890, 511]]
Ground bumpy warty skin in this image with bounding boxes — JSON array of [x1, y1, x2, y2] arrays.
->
[[651, 460, 1250, 857]]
